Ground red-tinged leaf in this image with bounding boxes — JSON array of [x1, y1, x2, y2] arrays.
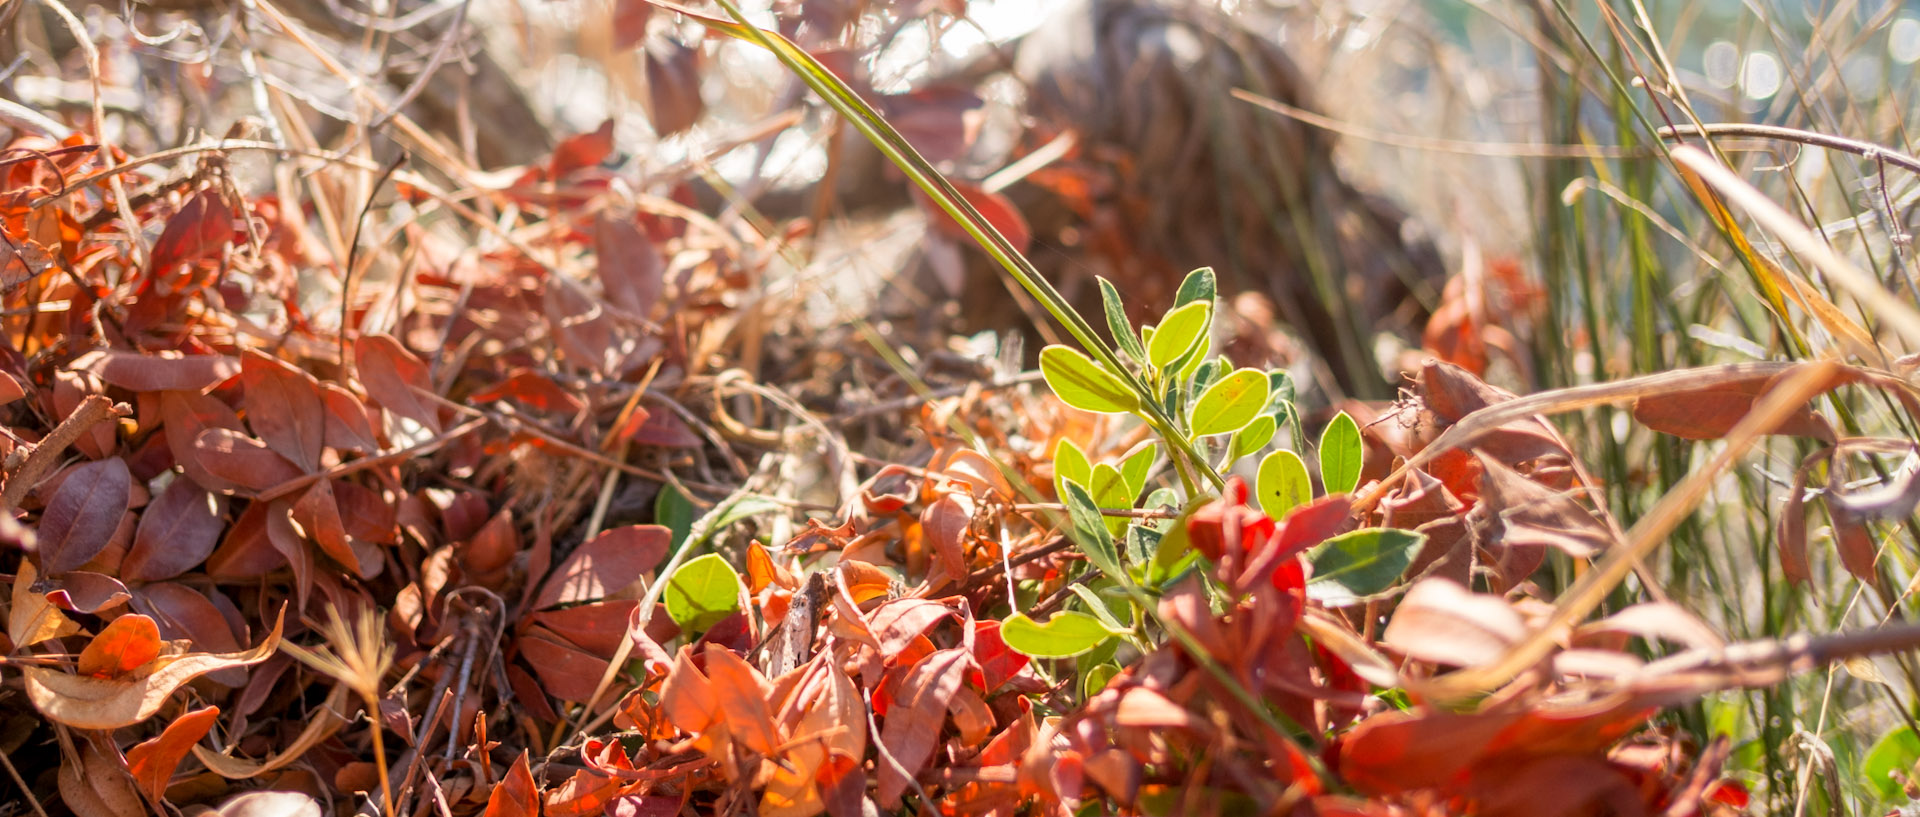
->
[[1831, 507, 1879, 581], [1632, 377, 1831, 440], [26, 610, 281, 730], [238, 351, 325, 471], [914, 180, 1031, 254], [611, 0, 653, 49], [194, 428, 307, 495], [879, 85, 984, 164], [148, 189, 233, 280], [596, 212, 664, 315], [39, 457, 133, 574], [544, 767, 622, 817], [606, 795, 681, 817], [204, 502, 288, 579], [867, 598, 957, 660], [658, 645, 718, 733], [123, 478, 227, 582], [703, 642, 782, 756], [1779, 481, 1811, 585], [462, 508, 520, 578], [629, 408, 701, 448], [485, 751, 539, 817], [470, 368, 586, 415], [76, 350, 239, 393], [922, 495, 970, 584], [133, 581, 243, 655], [519, 629, 612, 702], [293, 480, 379, 579], [353, 334, 441, 433], [59, 734, 145, 817], [126, 705, 220, 803], [877, 647, 972, 807], [1473, 454, 1610, 558], [642, 39, 705, 136], [161, 390, 244, 490], [0, 369, 24, 407], [44, 571, 131, 613], [77, 613, 161, 678], [320, 384, 378, 453], [1380, 578, 1526, 668], [333, 481, 398, 544], [533, 524, 669, 609], [263, 500, 314, 611], [969, 620, 1028, 693], [530, 601, 640, 656], [551, 119, 616, 177]]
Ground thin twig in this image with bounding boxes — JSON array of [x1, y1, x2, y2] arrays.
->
[[1658, 122, 1920, 177], [1, 395, 128, 509]]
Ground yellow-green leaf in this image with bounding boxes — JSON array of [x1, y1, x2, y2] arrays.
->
[[1000, 611, 1121, 658], [1191, 368, 1268, 436], [1040, 346, 1138, 414]]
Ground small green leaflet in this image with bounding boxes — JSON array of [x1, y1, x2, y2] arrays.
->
[[1098, 277, 1146, 362], [1231, 415, 1277, 462], [1119, 444, 1157, 499], [664, 553, 744, 632], [1306, 528, 1425, 607], [1040, 346, 1139, 414], [1063, 480, 1124, 581], [1053, 438, 1092, 503], [1256, 449, 1311, 520], [1191, 368, 1269, 436], [1865, 725, 1920, 802], [1148, 301, 1212, 370], [1319, 411, 1364, 495], [655, 484, 696, 553], [1174, 267, 1217, 307], [1001, 611, 1122, 658], [1089, 463, 1132, 537]]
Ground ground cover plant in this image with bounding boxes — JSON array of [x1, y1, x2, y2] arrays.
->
[[4, 0, 1920, 815]]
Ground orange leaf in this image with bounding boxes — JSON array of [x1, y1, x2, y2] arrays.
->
[[77, 613, 162, 678], [353, 334, 441, 433], [126, 705, 221, 803], [485, 751, 540, 817], [25, 609, 282, 729], [703, 642, 782, 757]]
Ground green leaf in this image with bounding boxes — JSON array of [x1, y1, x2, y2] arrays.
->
[[1231, 415, 1277, 462], [1267, 370, 1296, 409], [1119, 444, 1157, 499], [1053, 438, 1092, 502], [1174, 267, 1217, 308], [1124, 523, 1161, 566], [1000, 611, 1121, 658], [1099, 277, 1146, 362], [1191, 368, 1269, 437], [1063, 480, 1124, 580], [1319, 411, 1364, 495], [1190, 359, 1225, 397], [687, 494, 785, 553], [655, 484, 695, 553], [663, 553, 744, 633], [1040, 346, 1139, 414], [1068, 583, 1130, 633], [1866, 725, 1920, 803], [1256, 449, 1312, 521], [1148, 301, 1212, 370], [1306, 528, 1425, 607], [1081, 662, 1122, 699], [1090, 463, 1132, 537]]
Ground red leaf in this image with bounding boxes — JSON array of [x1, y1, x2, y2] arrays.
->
[[43, 571, 131, 613], [123, 478, 227, 582], [530, 601, 640, 656], [353, 334, 441, 433], [77, 613, 161, 678], [533, 524, 669, 609], [204, 501, 288, 579], [968, 620, 1027, 693], [39, 457, 133, 574], [642, 40, 705, 137], [470, 369, 586, 415], [484, 751, 539, 817], [876, 647, 972, 807], [921, 495, 970, 584], [913, 180, 1031, 254], [867, 598, 957, 660], [192, 428, 305, 493], [596, 212, 664, 316], [1633, 376, 1832, 440], [293, 480, 380, 579], [126, 705, 220, 803], [238, 351, 326, 471], [320, 384, 378, 453], [611, 0, 653, 50], [550, 120, 616, 178], [161, 390, 244, 491], [148, 190, 233, 282], [519, 629, 612, 703], [77, 350, 239, 394]]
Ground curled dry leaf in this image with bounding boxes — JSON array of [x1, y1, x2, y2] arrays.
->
[[24, 608, 283, 729], [126, 705, 221, 803]]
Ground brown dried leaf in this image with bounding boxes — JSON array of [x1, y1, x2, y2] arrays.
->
[[77, 349, 240, 393], [193, 428, 305, 494], [59, 735, 146, 817], [1381, 579, 1526, 668], [876, 647, 972, 807], [485, 751, 540, 817], [921, 495, 970, 584], [194, 684, 348, 779], [25, 609, 282, 729], [1472, 453, 1611, 558], [596, 212, 664, 316], [239, 350, 325, 471], [353, 334, 441, 433]]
